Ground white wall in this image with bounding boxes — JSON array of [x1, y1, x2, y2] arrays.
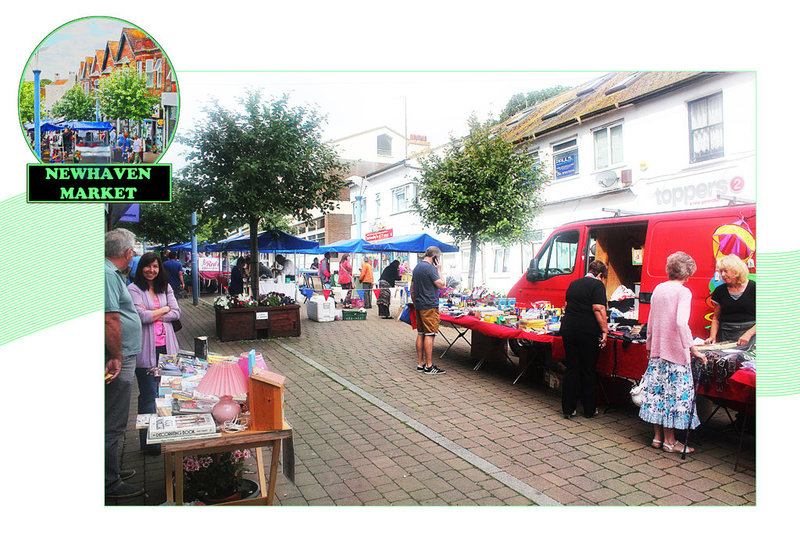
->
[[331, 127, 407, 163]]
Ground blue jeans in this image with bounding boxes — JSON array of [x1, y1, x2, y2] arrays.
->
[[136, 346, 165, 450], [105, 353, 136, 491]]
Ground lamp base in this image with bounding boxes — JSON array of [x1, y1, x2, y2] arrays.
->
[[212, 395, 241, 424]]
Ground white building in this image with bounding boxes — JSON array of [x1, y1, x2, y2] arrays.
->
[[44, 72, 78, 113], [350, 72, 756, 293]]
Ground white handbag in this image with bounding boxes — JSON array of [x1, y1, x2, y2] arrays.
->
[[630, 380, 646, 407]]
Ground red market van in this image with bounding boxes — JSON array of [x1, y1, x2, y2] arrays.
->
[[507, 204, 756, 339]]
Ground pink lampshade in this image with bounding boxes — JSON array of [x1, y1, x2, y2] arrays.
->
[[196, 361, 249, 397], [238, 352, 268, 377]]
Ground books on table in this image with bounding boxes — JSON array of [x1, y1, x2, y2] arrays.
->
[[146, 413, 218, 444]]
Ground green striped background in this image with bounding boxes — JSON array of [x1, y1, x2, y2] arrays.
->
[[0, 193, 104, 345], [0, 194, 797, 396]]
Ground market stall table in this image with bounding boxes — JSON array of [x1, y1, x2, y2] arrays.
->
[[258, 280, 298, 300], [163, 424, 293, 506]]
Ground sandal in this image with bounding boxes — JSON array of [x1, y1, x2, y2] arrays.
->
[[651, 439, 663, 449], [662, 441, 694, 454]]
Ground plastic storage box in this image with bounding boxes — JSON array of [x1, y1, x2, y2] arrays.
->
[[307, 294, 336, 322]]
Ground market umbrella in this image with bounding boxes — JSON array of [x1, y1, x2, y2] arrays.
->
[[362, 233, 459, 253], [711, 219, 755, 261], [316, 238, 373, 253]]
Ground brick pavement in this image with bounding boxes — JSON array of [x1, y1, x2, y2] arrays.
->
[[108, 296, 755, 506]]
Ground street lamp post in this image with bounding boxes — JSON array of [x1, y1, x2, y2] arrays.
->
[[191, 211, 199, 306], [33, 68, 41, 158]]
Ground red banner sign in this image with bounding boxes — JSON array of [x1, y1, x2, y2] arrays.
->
[[365, 228, 393, 242]]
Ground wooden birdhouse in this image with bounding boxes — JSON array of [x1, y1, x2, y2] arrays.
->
[[249, 368, 285, 431]]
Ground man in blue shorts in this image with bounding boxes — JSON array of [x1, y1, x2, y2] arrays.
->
[[410, 246, 447, 375]]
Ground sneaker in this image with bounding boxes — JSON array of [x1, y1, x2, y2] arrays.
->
[[416, 365, 426, 372], [120, 468, 136, 481], [424, 365, 446, 375], [106, 481, 145, 499]]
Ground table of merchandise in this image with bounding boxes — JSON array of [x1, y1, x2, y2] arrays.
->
[[163, 423, 293, 506]]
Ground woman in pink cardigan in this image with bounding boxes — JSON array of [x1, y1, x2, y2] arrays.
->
[[128, 252, 181, 454], [638, 251, 707, 454]]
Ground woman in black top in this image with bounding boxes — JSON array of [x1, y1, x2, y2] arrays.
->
[[560, 260, 609, 418], [705, 254, 755, 347], [377, 260, 402, 318], [228, 257, 245, 296]]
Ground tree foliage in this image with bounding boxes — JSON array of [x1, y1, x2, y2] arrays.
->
[[19, 80, 47, 123], [498, 86, 571, 122], [180, 90, 349, 294], [415, 115, 549, 287], [51, 85, 96, 121], [97, 66, 157, 122]]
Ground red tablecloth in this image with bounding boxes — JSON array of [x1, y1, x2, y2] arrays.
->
[[199, 270, 230, 282]]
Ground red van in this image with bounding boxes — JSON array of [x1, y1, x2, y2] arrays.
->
[[507, 204, 756, 339]]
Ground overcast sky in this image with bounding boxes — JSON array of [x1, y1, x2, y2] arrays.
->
[[22, 18, 130, 81]]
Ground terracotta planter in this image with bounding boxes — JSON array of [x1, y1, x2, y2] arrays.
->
[[215, 305, 301, 341]]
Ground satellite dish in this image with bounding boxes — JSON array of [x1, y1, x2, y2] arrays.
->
[[596, 170, 619, 188]]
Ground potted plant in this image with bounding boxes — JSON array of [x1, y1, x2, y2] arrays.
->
[[182, 449, 257, 504], [215, 293, 301, 340]]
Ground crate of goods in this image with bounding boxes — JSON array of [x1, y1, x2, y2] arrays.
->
[[342, 310, 367, 321], [543, 369, 563, 393], [307, 294, 336, 322]]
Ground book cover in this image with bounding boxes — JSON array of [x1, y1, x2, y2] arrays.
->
[[146, 432, 222, 444], [148, 413, 217, 439]]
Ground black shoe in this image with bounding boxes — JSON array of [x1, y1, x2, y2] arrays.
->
[[585, 410, 599, 418], [106, 482, 145, 499], [424, 365, 446, 375], [120, 468, 136, 481], [564, 410, 577, 419], [417, 365, 426, 372]]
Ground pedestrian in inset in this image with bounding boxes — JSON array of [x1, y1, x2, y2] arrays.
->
[[105, 228, 144, 498], [560, 260, 609, 419], [359, 256, 374, 309], [132, 135, 143, 164], [378, 259, 401, 318], [411, 246, 447, 374], [319, 252, 332, 287], [638, 251, 707, 453], [128, 252, 181, 455]]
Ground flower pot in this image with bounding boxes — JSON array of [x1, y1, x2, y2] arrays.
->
[[199, 478, 259, 505]]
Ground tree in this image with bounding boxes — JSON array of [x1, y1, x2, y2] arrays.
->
[[51, 85, 96, 121], [415, 115, 549, 289], [117, 180, 202, 245], [498, 86, 571, 122], [96, 66, 157, 126], [181, 90, 349, 296], [19, 80, 48, 123]]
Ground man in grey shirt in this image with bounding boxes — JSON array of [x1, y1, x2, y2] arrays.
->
[[411, 246, 447, 375], [105, 228, 144, 498]]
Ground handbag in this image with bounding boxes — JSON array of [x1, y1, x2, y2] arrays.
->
[[630, 380, 645, 407], [172, 318, 183, 333]]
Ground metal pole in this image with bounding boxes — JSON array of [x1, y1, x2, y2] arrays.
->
[[191, 211, 199, 305], [356, 194, 363, 240], [33, 69, 41, 158]]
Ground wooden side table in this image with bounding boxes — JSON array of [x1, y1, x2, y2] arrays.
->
[[163, 424, 293, 505]]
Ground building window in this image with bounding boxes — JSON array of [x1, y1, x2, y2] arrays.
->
[[392, 184, 412, 213], [154, 58, 162, 89], [593, 123, 623, 170], [145, 59, 155, 88], [552, 139, 579, 179], [493, 248, 509, 273], [352, 197, 366, 223], [689, 92, 724, 163], [374, 192, 381, 217], [377, 134, 392, 156]]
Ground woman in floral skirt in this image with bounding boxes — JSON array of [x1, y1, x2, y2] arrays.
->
[[639, 251, 707, 454]]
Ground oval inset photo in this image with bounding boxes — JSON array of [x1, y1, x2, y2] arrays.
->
[[19, 17, 179, 164]]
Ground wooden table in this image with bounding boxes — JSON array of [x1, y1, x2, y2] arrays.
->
[[163, 424, 293, 505]]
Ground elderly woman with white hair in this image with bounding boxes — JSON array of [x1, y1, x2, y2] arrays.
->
[[638, 251, 707, 454], [705, 254, 755, 347]]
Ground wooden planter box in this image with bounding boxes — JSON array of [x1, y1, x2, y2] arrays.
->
[[215, 305, 301, 341]]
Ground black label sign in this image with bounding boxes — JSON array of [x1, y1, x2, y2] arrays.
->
[[27, 164, 172, 203]]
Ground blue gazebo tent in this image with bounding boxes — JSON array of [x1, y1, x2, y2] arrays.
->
[[363, 233, 459, 253]]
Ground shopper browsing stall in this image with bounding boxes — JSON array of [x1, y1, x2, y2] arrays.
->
[[378, 259, 402, 318], [638, 252, 707, 454], [411, 247, 447, 374], [359, 257, 374, 309], [560, 260, 609, 419]]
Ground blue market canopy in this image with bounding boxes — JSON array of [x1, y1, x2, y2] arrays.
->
[[170, 241, 213, 252], [362, 233, 459, 253], [209, 229, 319, 252], [316, 238, 373, 254], [26, 121, 65, 131], [61, 120, 114, 131]]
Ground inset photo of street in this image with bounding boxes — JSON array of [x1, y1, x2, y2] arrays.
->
[[19, 17, 179, 164]]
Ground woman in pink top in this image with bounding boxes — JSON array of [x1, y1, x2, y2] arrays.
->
[[638, 251, 707, 454], [128, 252, 181, 454]]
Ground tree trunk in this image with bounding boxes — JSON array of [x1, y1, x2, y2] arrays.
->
[[467, 235, 478, 290], [249, 216, 260, 298]]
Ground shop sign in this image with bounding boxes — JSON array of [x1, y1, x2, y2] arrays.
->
[[365, 229, 393, 241], [654, 176, 748, 208], [256, 312, 269, 320], [199, 257, 220, 271]]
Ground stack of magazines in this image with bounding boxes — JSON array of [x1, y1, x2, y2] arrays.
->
[[146, 414, 220, 444]]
